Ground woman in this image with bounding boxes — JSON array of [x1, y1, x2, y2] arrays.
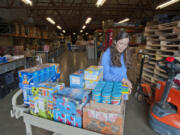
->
[[101, 32, 132, 89]]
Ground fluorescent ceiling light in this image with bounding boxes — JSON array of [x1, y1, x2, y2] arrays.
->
[[85, 17, 92, 24], [62, 30, 66, 33], [118, 18, 130, 24], [46, 17, 55, 25], [82, 25, 86, 29], [80, 30, 83, 33], [21, 0, 33, 6], [57, 25, 62, 30], [96, 0, 106, 7], [156, 0, 180, 9]]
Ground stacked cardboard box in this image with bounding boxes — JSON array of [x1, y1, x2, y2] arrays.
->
[[84, 66, 103, 90], [18, 63, 60, 105], [29, 82, 65, 119], [69, 69, 84, 88], [83, 101, 125, 135], [53, 88, 91, 128]]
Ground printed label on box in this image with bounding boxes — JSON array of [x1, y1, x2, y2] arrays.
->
[[71, 76, 80, 85], [95, 111, 108, 122], [108, 113, 118, 123], [38, 98, 45, 112], [87, 109, 96, 118]]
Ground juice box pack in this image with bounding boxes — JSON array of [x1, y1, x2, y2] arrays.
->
[[29, 82, 65, 119], [69, 69, 84, 88], [18, 63, 60, 86], [84, 66, 103, 90], [18, 63, 61, 105], [84, 66, 103, 81], [53, 88, 91, 128], [85, 80, 99, 90]]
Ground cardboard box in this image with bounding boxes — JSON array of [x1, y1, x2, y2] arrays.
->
[[85, 80, 99, 90], [18, 63, 61, 105], [84, 66, 103, 81], [53, 88, 91, 127], [29, 82, 64, 119], [69, 69, 84, 88], [30, 95, 54, 119], [18, 63, 60, 86], [14, 45, 24, 55], [83, 101, 125, 135]]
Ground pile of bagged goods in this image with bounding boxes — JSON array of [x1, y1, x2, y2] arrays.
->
[[18, 64, 130, 135]]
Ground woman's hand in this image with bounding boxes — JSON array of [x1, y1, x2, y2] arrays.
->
[[122, 78, 132, 94]]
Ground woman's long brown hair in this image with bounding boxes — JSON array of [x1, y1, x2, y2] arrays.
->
[[110, 32, 129, 67]]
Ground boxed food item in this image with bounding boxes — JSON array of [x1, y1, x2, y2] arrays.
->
[[30, 95, 54, 119], [84, 66, 103, 90], [69, 69, 84, 88], [85, 80, 99, 90], [18, 63, 60, 86], [29, 82, 64, 119], [53, 88, 91, 127], [84, 66, 103, 81], [83, 101, 125, 135], [20, 83, 33, 105], [19, 63, 61, 105]]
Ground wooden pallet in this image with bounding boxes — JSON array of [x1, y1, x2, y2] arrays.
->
[[153, 74, 167, 82], [158, 27, 180, 34], [147, 40, 161, 46], [146, 44, 161, 50], [146, 37, 160, 41], [157, 50, 179, 57], [144, 63, 155, 70], [145, 48, 158, 52], [145, 25, 158, 32], [159, 33, 180, 41], [143, 67, 154, 74], [155, 66, 166, 73], [158, 21, 180, 30], [142, 75, 157, 86], [142, 73, 153, 82], [157, 27, 180, 35], [160, 41, 180, 45], [154, 68, 168, 79], [144, 21, 180, 88], [161, 44, 180, 51], [144, 31, 156, 37]]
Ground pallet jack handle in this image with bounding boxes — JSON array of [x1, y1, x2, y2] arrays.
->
[[157, 57, 180, 107]]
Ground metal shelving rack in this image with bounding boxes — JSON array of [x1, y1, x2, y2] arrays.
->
[[0, 58, 25, 75]]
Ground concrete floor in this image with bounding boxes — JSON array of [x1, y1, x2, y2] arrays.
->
[[0, 51, 158, 135]]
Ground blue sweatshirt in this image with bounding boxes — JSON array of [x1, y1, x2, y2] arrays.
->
[[101, 48, 127, 82]]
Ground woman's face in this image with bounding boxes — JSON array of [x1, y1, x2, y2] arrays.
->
[[116, 38, 129, 53]]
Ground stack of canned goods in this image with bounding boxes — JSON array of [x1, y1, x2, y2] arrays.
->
[[92, 81, 128, 105]]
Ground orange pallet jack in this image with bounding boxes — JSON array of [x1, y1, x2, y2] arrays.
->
[[140, 57, 180, 135]]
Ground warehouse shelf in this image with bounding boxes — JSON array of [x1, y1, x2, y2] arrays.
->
[[0, 33, 53, 40], [0, 58, 25, 75]]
